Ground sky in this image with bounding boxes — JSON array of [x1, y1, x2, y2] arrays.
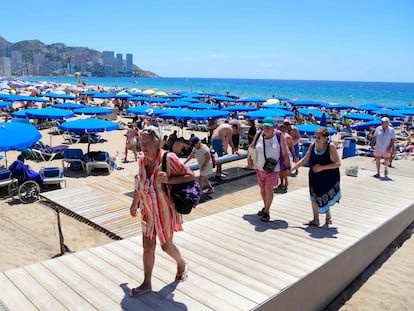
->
[[1, 0, 413, 82]]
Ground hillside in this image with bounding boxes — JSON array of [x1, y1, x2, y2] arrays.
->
[[0, 36, 159, 77]]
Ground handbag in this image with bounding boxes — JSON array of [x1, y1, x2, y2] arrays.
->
[[162, 152, 201, 214], [262, 133, 278, 173]]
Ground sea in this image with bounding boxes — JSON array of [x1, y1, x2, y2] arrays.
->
[[26, 77, 414, 108]]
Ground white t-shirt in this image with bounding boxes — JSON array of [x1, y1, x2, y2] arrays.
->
[[194, 144, 213, 176], [255, 134, 281, 171], [374, 126, 395, 152]]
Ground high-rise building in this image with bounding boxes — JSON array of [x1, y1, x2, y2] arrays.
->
[[102, 51, 115, 75], [0, 57, 12, 76], [116, 53, 123, 74], [126, 53, 133, 74]]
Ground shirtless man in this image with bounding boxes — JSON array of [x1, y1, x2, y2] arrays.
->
[[284, 119, 301, 175], [211, 123, 238, 180]]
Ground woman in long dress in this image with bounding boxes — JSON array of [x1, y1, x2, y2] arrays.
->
[[291, 127, 341, 226]]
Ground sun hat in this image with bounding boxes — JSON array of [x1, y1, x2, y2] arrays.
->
[[283, 118, 291, 125], [191, 136, 200, 147], [381, 117, 390, 122], [262, 117, 275, 127]]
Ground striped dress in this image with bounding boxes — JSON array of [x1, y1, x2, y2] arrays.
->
[[137, 150, 186, 244]]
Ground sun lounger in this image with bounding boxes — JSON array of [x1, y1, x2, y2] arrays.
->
[[62, 148, 86, 171], [39, 166, 66, 188], [86, 151, 112, 175]]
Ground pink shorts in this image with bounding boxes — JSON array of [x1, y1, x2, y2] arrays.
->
[[374, 151, 392, 158], [256, 169, 279, 188]]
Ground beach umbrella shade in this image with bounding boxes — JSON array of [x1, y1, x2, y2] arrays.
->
[[222, 105, 257, 112], [43, 93, 76, 100], [342, 113, 376, 121], [160, 109, 200, 120], [58, 118, 119, 153], [372, 109, 406, 119], [53, 102, 86, 110], [92, 93, 117, 99], [213, 96, 236, 102], [260, 103, 290, 110], [11, 109, 40, 119], [180, 97, 201, 103], [244, 109, 294, 120], [192, 109, 230, 120], [73, 107, 112, 116], [358, 103, 383, 111], [163, 101, 192, 108], [396, 109, 414, 116], [142, 89, 156, 95], [351, 119, 402, 131], [189, 103, 217, 110], [388, 105, 411, 110], [237, 97, 267, 103], [25, 108, 75, 120], [298, 108, 331, 120], [126, 105, 165, 116], [265, 98, 280, 104], [326, 103, 355, 110], [295, 124, 337, 136], [289, 100, 328, 108], [0, 122, 42, 165], [0, 101, 12, 108]]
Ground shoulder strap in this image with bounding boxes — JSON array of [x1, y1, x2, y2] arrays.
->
[[161, 151, 168, 173]]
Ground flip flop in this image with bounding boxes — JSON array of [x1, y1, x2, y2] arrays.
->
[[175, 263, 189, 282], [304, 220, 320, 227], [129, 287, 151, 297]]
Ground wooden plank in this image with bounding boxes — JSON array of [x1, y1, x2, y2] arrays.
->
[[0, 273, 38, 311], [41, 258, 120, 310], [23, 263, 96, 310], [4, 268, 66, 310]]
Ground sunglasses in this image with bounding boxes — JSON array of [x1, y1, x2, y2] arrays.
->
[[313, 135, 325, 140], [141, 128, 159, 139]]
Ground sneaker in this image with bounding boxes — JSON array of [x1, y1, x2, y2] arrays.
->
[[203, 188, 215, 194]]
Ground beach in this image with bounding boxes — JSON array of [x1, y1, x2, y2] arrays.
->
[[0, 116, 413, 309]]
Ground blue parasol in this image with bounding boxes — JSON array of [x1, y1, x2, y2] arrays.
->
[[244, 109, 294, 120], [0, 122, 42, 165], [352, 119, 402, 131], [0, 101, 12, 108], [43, 93, 76, 100], [58, 118, 119, 153], [222, 105, 257, 112], [342, 113, 376, 121], [25, 108, 75, 120], [74, 107, 112, 116], [289, 100, 328, 108], [298, 108, 331, 120], [163, 101, 191, 108], [53, 102, 86, 110], [295, 124, 337, 136], [126, 105, 165, 116]]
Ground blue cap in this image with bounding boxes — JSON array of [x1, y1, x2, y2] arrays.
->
[[190, 136, 200, 147]]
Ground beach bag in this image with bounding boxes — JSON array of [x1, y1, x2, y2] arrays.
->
[[162, 152, 202, 214], [345, 165, 358, 177]]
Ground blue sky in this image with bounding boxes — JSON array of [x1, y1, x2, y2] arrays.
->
[[1, 0, 413, 82]]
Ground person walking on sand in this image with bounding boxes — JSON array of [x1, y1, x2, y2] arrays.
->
[[291, 127, 341, 227], [211, 122, 239, 180], [370, 117, 395, 178], [184, 136, 214, 194], [124, 123, 139, 162], [129, 126, 194, 297], [252, 117, 290, 222]]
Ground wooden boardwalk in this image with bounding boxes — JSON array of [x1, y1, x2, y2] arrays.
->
[[1, 167, 413, 310]]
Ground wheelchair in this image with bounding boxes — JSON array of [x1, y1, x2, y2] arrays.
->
[[2, 160, 43, 204]]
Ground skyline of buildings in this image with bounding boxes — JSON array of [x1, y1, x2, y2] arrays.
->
[[0, 49, 135, 77]]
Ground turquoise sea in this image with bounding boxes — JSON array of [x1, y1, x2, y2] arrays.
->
[[27, 77, 414, 108]]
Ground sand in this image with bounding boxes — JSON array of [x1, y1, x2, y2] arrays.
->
[[0, 116, 413, 309]]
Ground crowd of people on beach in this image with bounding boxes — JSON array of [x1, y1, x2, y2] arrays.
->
[[1, 79, 413, 298]]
